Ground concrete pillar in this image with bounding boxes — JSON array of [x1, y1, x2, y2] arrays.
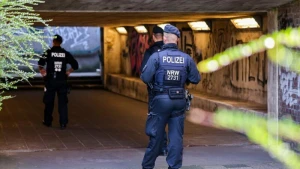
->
[[103, 27, 122, 87], [267, 10, 279, 140]]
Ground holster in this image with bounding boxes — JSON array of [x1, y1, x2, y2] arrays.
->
[[185, 90, 193, 111]]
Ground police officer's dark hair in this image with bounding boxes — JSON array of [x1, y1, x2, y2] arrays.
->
[[53, 34, 63, 44], [153, 33, 163, 39]]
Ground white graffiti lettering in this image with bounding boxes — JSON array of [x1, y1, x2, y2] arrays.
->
[[162, 56, 184, 64], [279, 70, 300, 107], [45, 27, 90, 50]]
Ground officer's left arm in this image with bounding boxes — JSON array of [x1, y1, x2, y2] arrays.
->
[[187, 57, 201, 84], [66, 52, 79, 70], [140, 53, 158, 83], [140, 49, 151, 73], [66, 52, 79, 76]]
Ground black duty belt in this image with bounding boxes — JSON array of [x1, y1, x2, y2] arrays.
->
[[152, 88, 185, 97], [152, 89, 169, 95]]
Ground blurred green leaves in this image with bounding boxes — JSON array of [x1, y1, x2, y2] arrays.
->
[[196, 26, 300, 169], [214, 109, 300, 169], [197, 27, 300, 73]]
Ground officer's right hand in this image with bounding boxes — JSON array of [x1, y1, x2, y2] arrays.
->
[[66, 68, 74, 77], [66, 70, 71, 77], [40, 69, 47, 77]]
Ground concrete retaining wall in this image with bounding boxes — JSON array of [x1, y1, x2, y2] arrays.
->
[[106, 74, 267, 116], [106, 74, 148, 102]]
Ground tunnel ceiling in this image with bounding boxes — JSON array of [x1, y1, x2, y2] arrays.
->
[[34, 0, 293, 27]]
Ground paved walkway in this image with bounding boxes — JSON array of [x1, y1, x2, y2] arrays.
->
[[0, 89, 250, 151], [0, 146, 284, 169], [0, 89, 286, 169]]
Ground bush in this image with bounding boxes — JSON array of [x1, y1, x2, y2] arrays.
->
[[0, 0, 50, 110]]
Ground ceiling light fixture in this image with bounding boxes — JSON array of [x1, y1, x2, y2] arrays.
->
[[116, 27, 127, 34], [188, 21, 211, 31], [134, 25, 148, 33], [231, 17, 261, 29]]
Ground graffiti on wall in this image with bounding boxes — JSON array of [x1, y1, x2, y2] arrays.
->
[[32, 27, 101, 76], [44, 27, 95, 51], [179, 30, 202, 63], [198, 22, 267, 94], [202, 78, 213, 90], [180, 31, 195, 57], [230, 45, 267, 88], [277, 3, 300, 152], [128, 29, 149, 77], [279, 67, 300, 153], [278, 10, 294, 30], [278, 9, 299, 112], [279, 69, 300, 107]]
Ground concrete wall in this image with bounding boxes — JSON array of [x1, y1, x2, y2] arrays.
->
[[120, 34, 131, 76], [104, 19, 268, 104], [106, 74, 148, 102], [182, 20, 268, 104], [103, 27, 122, 86], [277, 0, 300, 121]]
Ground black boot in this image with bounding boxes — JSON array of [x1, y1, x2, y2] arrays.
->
[[60, 124, 67, 130], [42, 121, 52, 127]]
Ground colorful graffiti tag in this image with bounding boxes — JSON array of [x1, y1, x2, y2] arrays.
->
[[128, 29, 149, 77]]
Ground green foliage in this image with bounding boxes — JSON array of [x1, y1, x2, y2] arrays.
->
[[214, 110, 300, 169], [196, 27, 300, 169], [0, 0, 50, 109]]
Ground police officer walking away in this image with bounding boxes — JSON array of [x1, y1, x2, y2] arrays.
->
[[140, 25, 201, 169], [140, 25, 168, 156], [38, 34, 78, 130], [140, 26, 164, 72]]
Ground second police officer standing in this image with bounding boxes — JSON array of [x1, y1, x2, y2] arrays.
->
[[38, 34, 79, 130], [140, 25, 168, 156], [140, 24, 201, 169]]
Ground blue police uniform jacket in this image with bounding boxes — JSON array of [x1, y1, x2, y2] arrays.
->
[[141, 43, 201, 91]]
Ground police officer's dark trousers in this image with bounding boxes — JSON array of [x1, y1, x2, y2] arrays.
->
[[142, 94, 186, 169], [148, 87, 168, 154], [43, 79, 68, 126]]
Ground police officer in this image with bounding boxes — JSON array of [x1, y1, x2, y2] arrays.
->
[[140, 25, 168, 156], [141, 25, 201, 169], [38, 34, 79, 130], [140, 26, 164, 72]]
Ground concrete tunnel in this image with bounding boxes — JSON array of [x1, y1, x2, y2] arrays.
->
[[1, 0, 298, 152]]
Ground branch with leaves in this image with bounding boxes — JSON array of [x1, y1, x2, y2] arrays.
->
[[0, 0, 51, 110], [197, 27, 300, 73], [187, 108, 300, 169]]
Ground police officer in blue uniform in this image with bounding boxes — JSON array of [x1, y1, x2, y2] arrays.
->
[[141, 26, 164, 72], [141, 24, 201, 169], [141, 26, 168, 156], [38, 34, 78, 130]]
